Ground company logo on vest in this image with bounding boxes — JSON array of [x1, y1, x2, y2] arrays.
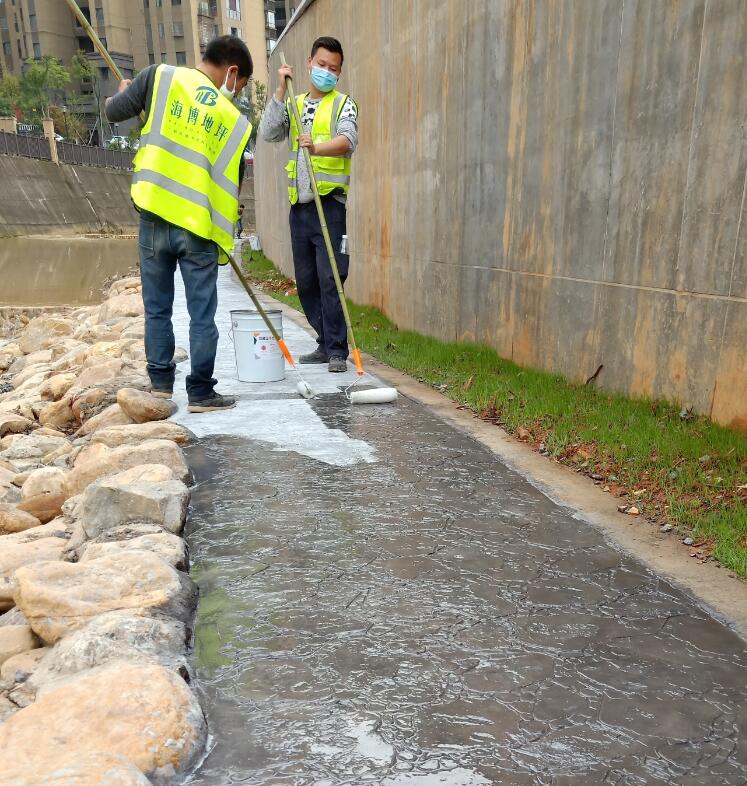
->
[[195, 85, 219, 106]]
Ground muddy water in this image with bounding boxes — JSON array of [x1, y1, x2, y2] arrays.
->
[[184, 395, 747, 785], [0, 235, 137, 306]]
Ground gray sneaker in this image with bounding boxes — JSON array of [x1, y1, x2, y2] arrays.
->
[[187, 393, 237, 413], [328, 357, 348, 373], [300, 349, 329, 364]]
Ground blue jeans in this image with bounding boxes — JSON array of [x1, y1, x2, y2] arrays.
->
[[138, 211, 219, 401], [289, 196, 349, 359]]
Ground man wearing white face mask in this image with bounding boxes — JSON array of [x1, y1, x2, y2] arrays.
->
[[260, 36, 358, 374], [105, 36, 253, 412]]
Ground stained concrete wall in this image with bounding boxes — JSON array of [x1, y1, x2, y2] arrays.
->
[[255, 0, 747, 433], [0, 156, 138, 236]]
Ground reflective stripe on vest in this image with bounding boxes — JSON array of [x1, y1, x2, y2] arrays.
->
[[132, 65, 252, 258], [286, 90, 352, 205]]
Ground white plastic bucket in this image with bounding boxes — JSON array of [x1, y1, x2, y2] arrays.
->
[[230, 309, 286, 383]]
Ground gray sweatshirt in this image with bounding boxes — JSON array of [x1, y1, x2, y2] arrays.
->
[[259, 93, 358, 204]]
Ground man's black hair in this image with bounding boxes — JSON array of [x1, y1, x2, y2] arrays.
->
[[240, 203, 245, 207], [311, 36, 344, 65], [204, 35, 253, 79]]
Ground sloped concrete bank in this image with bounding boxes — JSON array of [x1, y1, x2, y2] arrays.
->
[[0, 277, 206, 785]]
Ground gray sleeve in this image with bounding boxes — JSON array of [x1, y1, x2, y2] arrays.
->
[[259, 95, 290, 143], [336, 97, 358, 154], [105, 65, 157, 124]]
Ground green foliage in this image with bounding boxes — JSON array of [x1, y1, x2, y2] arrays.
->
[[20, 56, 70, 119], [0, 73, 21, 112], [246, 81, 266, 146], [242, 249, 747, 576], [70, 49, 95, 82]]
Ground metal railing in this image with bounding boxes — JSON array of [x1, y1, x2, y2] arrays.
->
[[57, 140, 135, 170], [0, 131, 134, 170], [0, 131, 52, 160]]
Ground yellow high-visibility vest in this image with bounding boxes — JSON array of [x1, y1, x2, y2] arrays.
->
[[286, 90, 353, 204], [132, 65, 251, 261]]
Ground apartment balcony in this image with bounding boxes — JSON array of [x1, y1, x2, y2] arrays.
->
[[197, 2, 217, 18]]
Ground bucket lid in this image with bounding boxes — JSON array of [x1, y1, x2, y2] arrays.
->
[[230, 308, 282, 317]]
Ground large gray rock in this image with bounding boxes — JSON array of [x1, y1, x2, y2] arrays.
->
[[0, 433, 69, 463], [78, 464, 189, 540], [13, 551, 198, 644], [29, 610, 189, 693]]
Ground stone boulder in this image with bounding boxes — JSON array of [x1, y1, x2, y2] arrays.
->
[[11, 361, 52, 389], [99, 293, 144, 322], [108, 276, 142, 298], [21, 467, 66, 501], [78, 465, 189, 539], [18, 316, 74, 355], [82, 532, 188, 571], [0, 624, 39, 666], [91, 422, 191, 448], [117, 389, 177, 424], [14, 552, 198, 644], [71, 387, 111, 422], [0, 576, 16, 612], [16, 753, 154, 786], [18, 492, 65, 524], [0, 343, 21, 372], [0, 661, 205, 784], [0, 537, 66, 581], [38, 397, 77, 433], [64, 439, 189, 497], [0, 413, 37, 439], [72, 359, 125, 393], [29, 610, 188, 692], [0, 433, 69, 464], [76, 403, 134, 437], [0, 503, 41, 534], [0, 645, 48, 682], [39, 372, 78, 402]]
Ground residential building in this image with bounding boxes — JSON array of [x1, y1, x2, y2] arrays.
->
[[0, 0, 268, 138]]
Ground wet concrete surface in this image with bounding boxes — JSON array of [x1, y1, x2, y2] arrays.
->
[[180, 267, 747, 786]]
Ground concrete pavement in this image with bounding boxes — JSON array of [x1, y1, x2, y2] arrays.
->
[[176, 263, 747, 786]]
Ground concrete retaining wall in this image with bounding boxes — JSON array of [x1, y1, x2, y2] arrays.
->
[[255, 0, 747, 432], [0, 156, 138, 236]]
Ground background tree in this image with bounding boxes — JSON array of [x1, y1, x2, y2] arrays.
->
[[48, 105, 87, 142], [0, 74, 21, 117], [19, 56, 70, 120]]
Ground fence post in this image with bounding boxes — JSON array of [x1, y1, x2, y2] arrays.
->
[[0, 117, 17, 135], [42, 117, 58, 164]]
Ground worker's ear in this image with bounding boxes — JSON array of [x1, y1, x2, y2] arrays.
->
[[307, 55, 313, 71]]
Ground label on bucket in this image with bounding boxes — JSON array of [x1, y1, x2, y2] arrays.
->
[[253, 332, 280, 360]]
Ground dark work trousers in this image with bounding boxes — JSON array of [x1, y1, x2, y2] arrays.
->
[[289, 196, 350, 359], [139, 211, 219, 402]]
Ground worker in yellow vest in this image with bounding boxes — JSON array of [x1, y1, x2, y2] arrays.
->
[[260, 36, 358, 374], [105, 36, 253, 413]]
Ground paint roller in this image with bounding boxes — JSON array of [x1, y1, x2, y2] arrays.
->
[[281, 53, 398, 406]]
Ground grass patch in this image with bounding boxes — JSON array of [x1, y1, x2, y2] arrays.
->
[[242, 249, 747, 577]]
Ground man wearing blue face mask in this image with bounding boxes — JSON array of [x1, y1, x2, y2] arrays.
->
[[259, 36, 358, 374]]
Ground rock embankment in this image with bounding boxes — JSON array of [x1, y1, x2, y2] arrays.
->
[[0, 278, 205, 785]]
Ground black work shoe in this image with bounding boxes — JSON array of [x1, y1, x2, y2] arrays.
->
[[187, 393, 237, 413], [299, 349, 329, 364], [328, 357, 348, 373]]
